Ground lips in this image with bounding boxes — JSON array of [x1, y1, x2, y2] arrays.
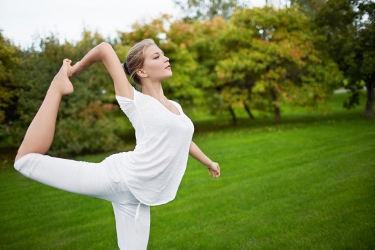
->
[[165, 65, 171, 69]]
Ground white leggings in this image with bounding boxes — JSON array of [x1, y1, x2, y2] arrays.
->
[[14, 153, 150, 250]]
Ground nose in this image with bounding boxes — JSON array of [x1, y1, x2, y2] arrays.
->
[[164, 55, 169, 62]]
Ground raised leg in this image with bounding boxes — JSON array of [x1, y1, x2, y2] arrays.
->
[[15, 59, 74, 162], [14, 152, 151, 249]]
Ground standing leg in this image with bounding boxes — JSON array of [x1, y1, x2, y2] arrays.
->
[[112, 202, 150, 250], [15, 59, 74, 162]]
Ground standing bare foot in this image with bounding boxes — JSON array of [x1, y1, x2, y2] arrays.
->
[[50, 59, 74, 95]]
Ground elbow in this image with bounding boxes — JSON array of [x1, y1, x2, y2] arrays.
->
[[98, 42, 113, 53], [99, 42, 112, 49], [97, 42, 114, 60]]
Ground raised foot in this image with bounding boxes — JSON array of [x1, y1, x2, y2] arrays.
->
[[51, 59, 74, 96]]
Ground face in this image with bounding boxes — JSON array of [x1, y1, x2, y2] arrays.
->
[[139, 45, 172, 82]]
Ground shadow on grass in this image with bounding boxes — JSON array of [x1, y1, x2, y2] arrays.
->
[[191, 108, 366, 135]]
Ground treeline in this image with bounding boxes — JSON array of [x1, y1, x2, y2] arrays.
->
[[1, 1, 374, 156]]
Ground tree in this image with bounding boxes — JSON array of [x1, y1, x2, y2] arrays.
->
[[174, 0, 246, 20], [216, 6, 342, 123], [289, 0, 326, 16], [356, 0, 375, 117], [315, 0, 375, 117], [12, 32, 123, 156], [166, 16, 239, 121], [118, 15, 204, 109], [0, 31, 20, 145]]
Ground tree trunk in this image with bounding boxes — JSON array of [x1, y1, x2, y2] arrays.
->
[[270, 87, 281, 124], [274, 106, 281, 124], [364, 78, 374, 118], [243, 102, 255, 120], [228, 105, 237, 125]]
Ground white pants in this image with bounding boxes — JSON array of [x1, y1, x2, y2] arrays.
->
[[14, 153, 150, 250]]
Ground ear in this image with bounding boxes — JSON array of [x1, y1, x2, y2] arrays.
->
[[136, 69, 148, 78]]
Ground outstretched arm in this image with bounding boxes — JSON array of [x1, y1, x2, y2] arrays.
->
[[70, 42, 133, 99], [189, 141, 220, 178]]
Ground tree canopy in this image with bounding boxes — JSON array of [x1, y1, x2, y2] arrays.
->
[[1, 3, 363, 155], [0, 33, 20, 144], [215, 6, 342, 123], [295, 0, 375, 117], [173, 0, 246, 20]]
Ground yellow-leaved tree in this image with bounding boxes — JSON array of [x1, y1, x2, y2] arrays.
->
[[216, 6, 342, 123]]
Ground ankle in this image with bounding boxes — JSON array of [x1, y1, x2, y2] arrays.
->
[[47, 83, 64, 97]]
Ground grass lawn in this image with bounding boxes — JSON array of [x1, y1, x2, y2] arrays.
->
[[1, 93, 374, 249]]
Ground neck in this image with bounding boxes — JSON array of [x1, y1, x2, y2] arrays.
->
[[141, 80, 166, 102]]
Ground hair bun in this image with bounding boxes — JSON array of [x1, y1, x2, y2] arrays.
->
[[123, 62, 131, 75]]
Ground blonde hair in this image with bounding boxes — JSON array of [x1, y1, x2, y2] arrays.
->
[[125, 38, 156, 85]]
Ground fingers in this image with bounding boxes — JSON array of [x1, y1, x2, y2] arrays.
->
[[214, 164, 220, 178], [68, 64, 73, 77], [213, 169, 220, 178], [207, 163, 220, 178], [63, 58, 72, 65], [70, 61, 82, 77]]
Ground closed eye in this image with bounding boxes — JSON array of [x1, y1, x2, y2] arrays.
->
[[152, 51, 164, 59]]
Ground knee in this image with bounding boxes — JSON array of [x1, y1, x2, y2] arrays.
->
[[14, 152, 24, 172], [15, 155, 21, 164], [14, 147, 41, 163], [14, 152, 33, 172], [14, 149, 26, 164]]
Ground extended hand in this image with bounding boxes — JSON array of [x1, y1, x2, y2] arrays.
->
[[69, 61, 83, 77], [207, 162, 220, 178]]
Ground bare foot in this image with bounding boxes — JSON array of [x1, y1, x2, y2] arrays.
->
[[50, 59, 74, 95]]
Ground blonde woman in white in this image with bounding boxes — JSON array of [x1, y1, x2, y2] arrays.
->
[[14, 39, 220, 250]]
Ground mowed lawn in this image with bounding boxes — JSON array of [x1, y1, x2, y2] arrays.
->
[[1, 93, 374, 249]]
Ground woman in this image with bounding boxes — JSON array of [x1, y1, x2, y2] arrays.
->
[[14, 39, 220, 249]]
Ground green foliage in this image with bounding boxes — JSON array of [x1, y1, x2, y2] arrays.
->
[[11, 32, 124, 156], [174, 0, 245, 20], [216, 7, 342, 122], [51, 111, 121, 156], [166, 16, 226, 111], [118, 15, 206, 107], [162, 41, 203, 106], [290, 0, 326, 17], [315, 0, 375, 116], [0, 32, 20, 144]]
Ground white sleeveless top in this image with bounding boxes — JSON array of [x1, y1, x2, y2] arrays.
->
[[115, 88, 194, 206]]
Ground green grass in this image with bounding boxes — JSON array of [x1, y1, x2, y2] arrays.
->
[[1, 93, 375, 249]]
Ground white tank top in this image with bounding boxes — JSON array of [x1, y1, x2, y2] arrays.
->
[[116, 88, 194, 206]]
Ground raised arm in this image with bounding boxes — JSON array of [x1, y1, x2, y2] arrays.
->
[[70, 42, 133, 99], [189, 141, 220, 178]]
